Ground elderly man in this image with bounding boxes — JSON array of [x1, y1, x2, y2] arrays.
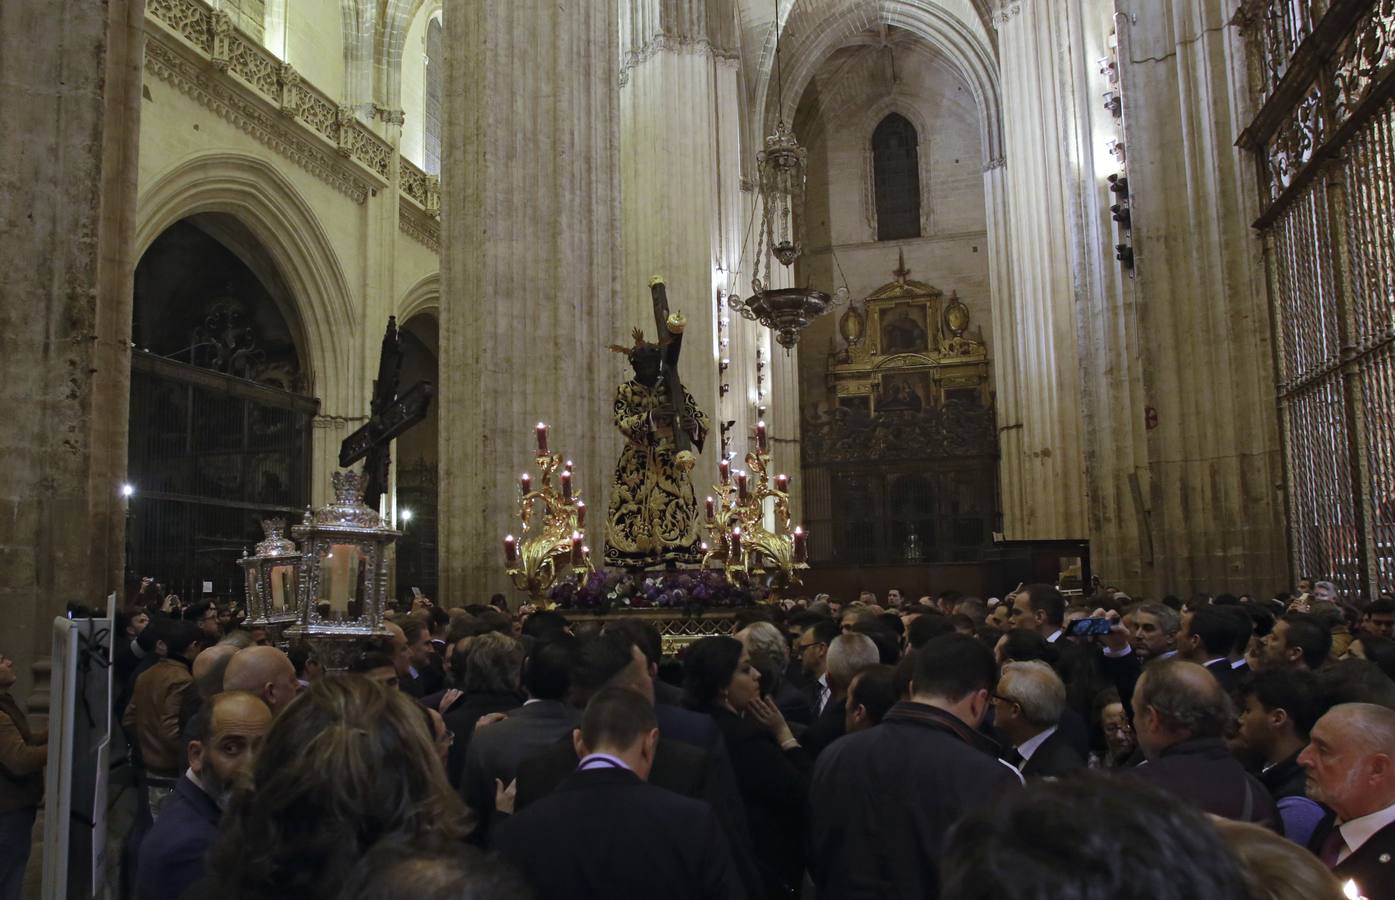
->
[[991, 661, 1084, 778], [805, 633, 880, 757], [1301, 703, 1395, 896], [1126, 602, 1181, 663], [1129, 660, 1277, 827], [736, 621, 811, 726], [136, 691, 271, 900], [222, 646, 299, 716]]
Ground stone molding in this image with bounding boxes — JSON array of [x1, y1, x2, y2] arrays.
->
[[399, 202, 441, 254], [983, 156, 1006, 172], [143, 39, 374, 204], [146, 0, 438, 245], [619, 33, 741, 87]]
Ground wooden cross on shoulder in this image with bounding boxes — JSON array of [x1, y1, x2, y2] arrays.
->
[[339, 316, 434, 511]]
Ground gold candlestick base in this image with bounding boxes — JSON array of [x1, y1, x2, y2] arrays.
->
[[505, 449, 593, 603], [701, 442, 808, 589]]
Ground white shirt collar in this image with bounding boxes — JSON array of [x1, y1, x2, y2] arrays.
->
[[1157, 649, 1179, 661], [1016, 725, 1058, 762], [1045, 629, 1063, 643], [1202, 657, 1228, 669], [1338, 800, 1395, 862], [1230, 658, 1247, 669]]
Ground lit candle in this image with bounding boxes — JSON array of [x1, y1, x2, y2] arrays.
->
[[560, 470, 572, 499], [565, 459, 574, 473], [536, 422, 549, 453], [576, 500, 587, 527], [736, 471, 749, 501], [1343, 880, 1367, 900], [793, 526, 808, 563], [730, 527, 742, 557], [776, 473, 789, 493], [756, 420, 768, 452], [504, 534, 518, 565], [719, 459, 730, 484], [705, 496, 715, 520], [570, 532, 584, 566], [520, 472, 531, 495]]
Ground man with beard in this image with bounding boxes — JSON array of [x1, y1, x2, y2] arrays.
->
[[136, 691, 271, 900]]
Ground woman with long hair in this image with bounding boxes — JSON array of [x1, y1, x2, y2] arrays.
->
[[203, 675, 471, 900], [683, 635, 811, 899]]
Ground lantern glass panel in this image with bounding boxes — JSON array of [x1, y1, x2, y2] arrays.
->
[[269, 563, 297, 616], [315, 542, 370, 622]]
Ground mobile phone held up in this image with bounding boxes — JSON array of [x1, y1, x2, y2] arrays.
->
[[1068, 617, 1113, 637]]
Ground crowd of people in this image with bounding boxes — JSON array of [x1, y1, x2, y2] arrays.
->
[[4, 578, 1395, 899]]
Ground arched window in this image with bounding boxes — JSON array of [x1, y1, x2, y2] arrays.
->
[[872, 113, 921, 241], [424, 18, 444, 175]]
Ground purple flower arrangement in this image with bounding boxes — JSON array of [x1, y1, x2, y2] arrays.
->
[[548, 568, 755, 611]]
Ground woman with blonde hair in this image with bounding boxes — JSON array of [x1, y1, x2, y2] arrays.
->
[[203, 675, 471, 900], [1211, 817, 1344, 900]]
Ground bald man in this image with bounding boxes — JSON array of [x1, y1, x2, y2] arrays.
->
[[137, 691, 271, 900], [1302, 703, 1395, 895], [191, 644, 237, 700], [222, 646, 299, 715], [1129, 659, 1278, 827]]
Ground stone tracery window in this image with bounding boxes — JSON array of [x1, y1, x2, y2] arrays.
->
[[424, 17, 443, 175], [872, 113, 921, 241]]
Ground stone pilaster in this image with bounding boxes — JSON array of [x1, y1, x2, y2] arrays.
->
[[0, 0, 145, 713], [994, 0, 1097, 541], [439, 0, 622, 600], [619, 0, 741, 467], [1117, 0, 1286, 597]]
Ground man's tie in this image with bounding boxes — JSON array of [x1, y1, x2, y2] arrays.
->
[[1318, 826, 1347, 867]]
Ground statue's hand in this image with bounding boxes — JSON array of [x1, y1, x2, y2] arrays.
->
[[675, 450, 697, 473]]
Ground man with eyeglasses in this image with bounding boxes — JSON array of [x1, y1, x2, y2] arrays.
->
[[796, 619, 839, 717]]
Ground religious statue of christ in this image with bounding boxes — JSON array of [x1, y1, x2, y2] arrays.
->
[[605, 322, 709, 570]]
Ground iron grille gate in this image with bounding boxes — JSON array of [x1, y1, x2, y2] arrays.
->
[[127, 351, 318, 600], [1239, 0, 1395, 598]]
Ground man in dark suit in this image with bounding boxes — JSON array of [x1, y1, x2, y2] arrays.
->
[[493, 687, 745, 900], [796, 618, 840, 719], [809, 634, 1022, 899], [804, 633, 881, 757], [992, 660, 1085, 778], [1302, 703, 1395, 898], [135, 691, 271, 900], [1129, 659, 1278, 828], [441, 632, 526, 788], [514, 631, 761, 899], [462, 636, 580, 837], [1177, 606, 1246, 694]]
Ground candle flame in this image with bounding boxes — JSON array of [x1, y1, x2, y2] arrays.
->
[[505, 534, 514, 542], [794, 526, 804, 536], [1343, 880, 1362, 900]]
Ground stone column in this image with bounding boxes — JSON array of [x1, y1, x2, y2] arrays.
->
[[1118, 0, 1286, 597], [0, 0, 145, 712], [618, 0, 742, 472], [994, 0, 1100, 541], [439, 0, 622, 600]]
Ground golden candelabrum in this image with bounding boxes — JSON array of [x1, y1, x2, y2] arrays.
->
[[502, 424, 594, 602], [700, 421, 810, 588]]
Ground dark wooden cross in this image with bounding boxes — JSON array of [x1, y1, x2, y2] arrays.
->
[[339, 316, 434, 510], [650, 279, 701, 454]]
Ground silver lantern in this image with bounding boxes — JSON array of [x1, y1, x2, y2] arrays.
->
[[238, 518, 302, 645], [286, 469, 399, 671]]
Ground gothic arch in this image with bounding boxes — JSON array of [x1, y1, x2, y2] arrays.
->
[[135, 152, 357, 415], [397, 271, 441, 323], [376, 0, 439, 114], [755, 0, 1003, 166]]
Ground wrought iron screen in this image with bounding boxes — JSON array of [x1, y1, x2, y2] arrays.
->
[[127, 351, 318, 599], [1240, 0, 1395, 596], [395, 460, 439, 602]]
